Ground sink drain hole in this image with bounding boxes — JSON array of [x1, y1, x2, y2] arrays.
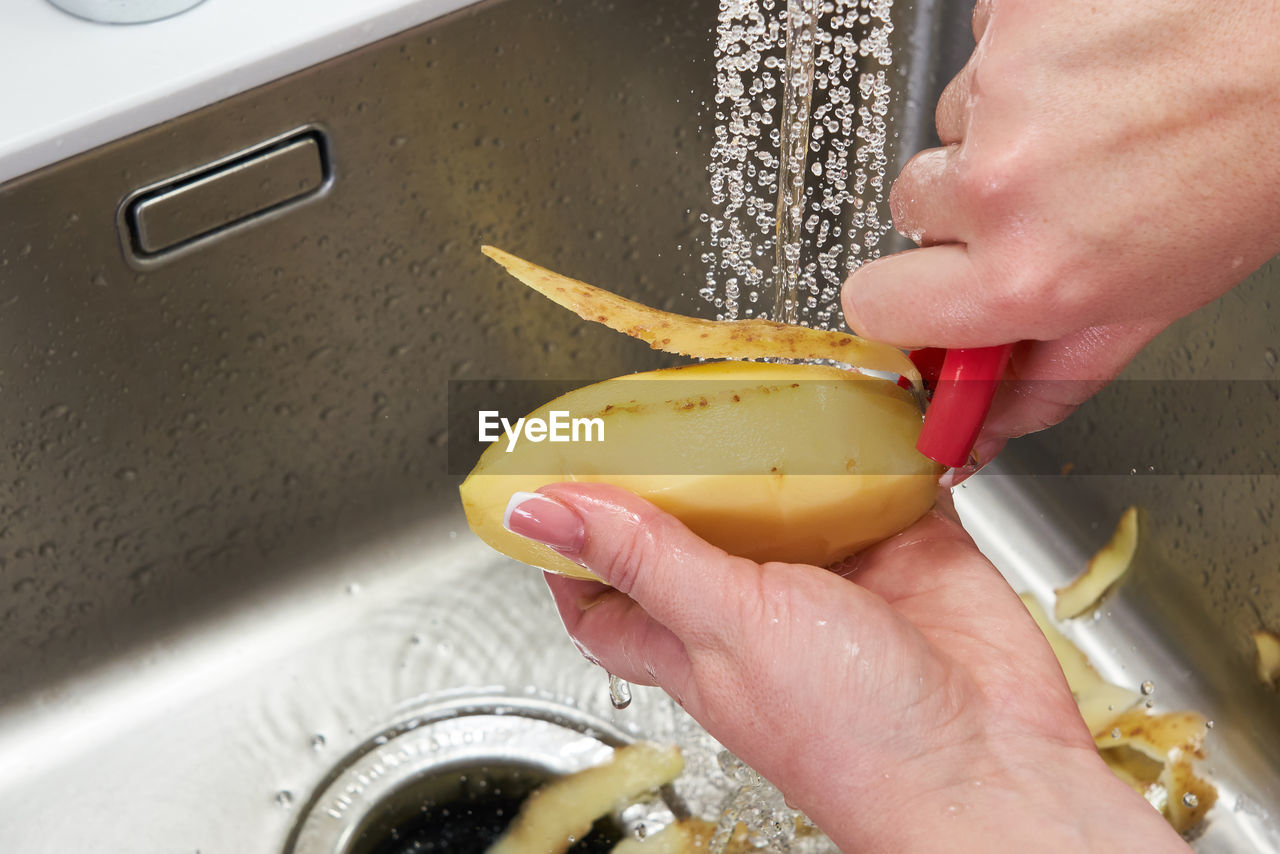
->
[[286, 694, 676, 854], [347, 762, 622, 854]]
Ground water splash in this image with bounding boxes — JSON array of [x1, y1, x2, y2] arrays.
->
[[704, 0, 897, 328]]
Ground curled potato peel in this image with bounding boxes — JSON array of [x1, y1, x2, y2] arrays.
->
[[480, 246, 922, 389]]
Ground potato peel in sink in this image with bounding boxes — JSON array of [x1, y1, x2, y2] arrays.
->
[[486, 742, 683, 854], [1096, 708, 1217, 832], [1054, 506, 1139, 620], [1022, 592, 1218, 834], [480, 246, 922, 389], [1021, 594, 1141, 735], [1254, 629, 1280, 687]]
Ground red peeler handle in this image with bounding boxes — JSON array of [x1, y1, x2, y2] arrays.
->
[[911, 345, 1013, 469]]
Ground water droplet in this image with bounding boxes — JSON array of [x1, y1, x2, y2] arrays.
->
[[1265, 348, 1277, 368], [1182, 793, 1199, 808], [311, 734, 327, 751], [608, 673, 632, 710], [1140, 680, 1154, 695], [1110, 728, 1122, 740], [274, 790, 294, 808]]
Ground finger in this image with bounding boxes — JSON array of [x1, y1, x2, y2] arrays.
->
[[889, 147, 966, 246], [972, 0, 994, 41], [506, 483, 761, 650], [843, 241, 1099, 348], [842, 244, 995, 347], [935, 61, 974, 145], [544, 573, 695, 695]]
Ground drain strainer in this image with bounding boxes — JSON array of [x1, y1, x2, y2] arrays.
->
[[285, 694, 679, 854]]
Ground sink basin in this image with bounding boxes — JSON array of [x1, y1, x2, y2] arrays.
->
[[0, 0, 1276, 850]]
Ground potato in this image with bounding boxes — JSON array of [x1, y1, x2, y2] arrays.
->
[[460, 360, 941, 580]]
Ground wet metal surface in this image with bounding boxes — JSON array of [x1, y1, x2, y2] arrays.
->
[[0, 0, 1276, 851]]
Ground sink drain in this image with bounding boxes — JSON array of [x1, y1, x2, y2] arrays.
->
[[285, 694, 679, 854]]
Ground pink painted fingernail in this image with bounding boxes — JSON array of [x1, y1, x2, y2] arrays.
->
[[503, 491, 585, 556]]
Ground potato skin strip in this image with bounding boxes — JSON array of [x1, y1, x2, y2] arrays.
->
[[1255, 629, 1280, 686], [1055, 506, 1139, 620], [481, 245, 922, 390], [1022, 591, 1218, 834], [1021, 594, 1141, 736], [486, 743, 684, 854]]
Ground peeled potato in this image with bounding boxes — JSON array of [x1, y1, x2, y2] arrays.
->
[[460, 360, 941, 579]]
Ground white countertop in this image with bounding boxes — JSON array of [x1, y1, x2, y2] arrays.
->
[[0, 0, 478, 185]]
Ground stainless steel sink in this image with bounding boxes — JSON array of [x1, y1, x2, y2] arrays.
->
[[1, 0, 1276, 851]]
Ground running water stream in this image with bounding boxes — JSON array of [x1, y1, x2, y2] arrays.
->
[[704, 0, 896, 329], [772, 0, 820, 325]]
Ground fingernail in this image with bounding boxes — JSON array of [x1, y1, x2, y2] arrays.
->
[[938, 466, 972, 490], [504, 491, 585, 556]]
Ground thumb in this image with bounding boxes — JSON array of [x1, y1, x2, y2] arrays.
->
[[843, 244, 1086, 348]]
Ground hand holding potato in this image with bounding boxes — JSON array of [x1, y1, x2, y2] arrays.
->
[[504, 484, 1192, 852], [843, 0, 1280, 460]]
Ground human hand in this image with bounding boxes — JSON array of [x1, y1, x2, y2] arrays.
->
[[505, 483, 1190, 852], [842, 0, 1280, 460]]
